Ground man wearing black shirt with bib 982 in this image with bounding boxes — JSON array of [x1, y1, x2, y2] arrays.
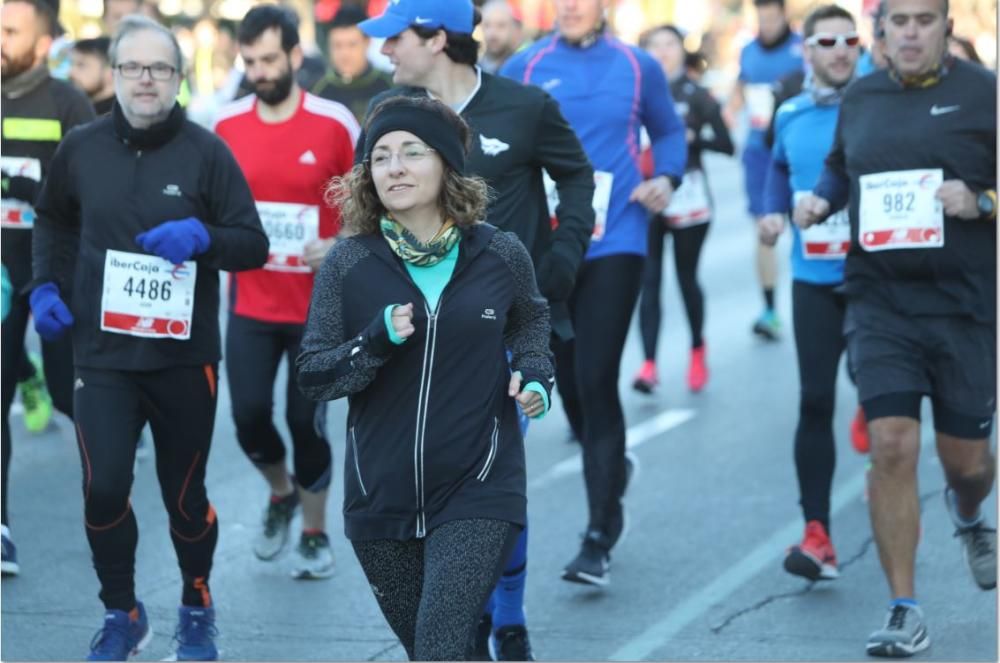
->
[[796, 0, 997, 655]]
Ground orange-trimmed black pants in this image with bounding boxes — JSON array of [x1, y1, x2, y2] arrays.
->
[[74, 364, 219, 612]]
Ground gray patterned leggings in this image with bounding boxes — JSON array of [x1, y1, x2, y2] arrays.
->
[[352, 519, 519, 661]]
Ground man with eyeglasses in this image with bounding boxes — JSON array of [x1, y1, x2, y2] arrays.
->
[[1, 0, 94, 579], [759, 3, 862, 586], [214, 4, 357, 583], [796, 0, 997, 654], [29, 14, 267, 661]]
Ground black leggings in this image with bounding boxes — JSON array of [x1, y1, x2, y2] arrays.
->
[[225, 314, 331, 492], [74, 365, 220, 611], [1, 292, 74, 526], [352, 519, 519, 661], [792, 281, 847, 533], [555, 254, 644, 539], [638, 218, 709, 358]]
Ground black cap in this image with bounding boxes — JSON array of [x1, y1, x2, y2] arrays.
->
[[330, 5, 367, 29]]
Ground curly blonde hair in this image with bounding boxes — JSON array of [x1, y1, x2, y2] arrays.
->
[[325, 97, 490, 235]]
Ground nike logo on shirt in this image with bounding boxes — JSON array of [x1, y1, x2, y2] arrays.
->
[[930, 104, 960, 116]]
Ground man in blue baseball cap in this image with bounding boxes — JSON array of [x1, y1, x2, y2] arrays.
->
[[358, 0, 474, 38]]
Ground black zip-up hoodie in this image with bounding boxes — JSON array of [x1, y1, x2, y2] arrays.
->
[[32, 103, 269, 370], [297, 224, 554, 541]]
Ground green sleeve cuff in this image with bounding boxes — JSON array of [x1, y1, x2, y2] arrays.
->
[[523, 382, 550, 419], [384, 304, 406, 345]]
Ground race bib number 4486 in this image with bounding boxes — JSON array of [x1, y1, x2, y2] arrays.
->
[[101, 250, 197, 340], [859, 169, 944, 251]]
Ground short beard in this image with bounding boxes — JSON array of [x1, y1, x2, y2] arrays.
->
[[1, 51, 37, 80], [252, 67, 294, 106]]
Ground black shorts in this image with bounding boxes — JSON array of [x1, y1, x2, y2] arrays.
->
[[844, 300, 996, 439]]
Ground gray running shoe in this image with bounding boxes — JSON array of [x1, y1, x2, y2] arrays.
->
[[944, 487, 997, 590], [254, 492, 299, 561], [291, 532, 334, 580], [866, 604, 930, 658]]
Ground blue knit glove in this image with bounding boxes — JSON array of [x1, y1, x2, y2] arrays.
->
[[29, 282, 74, 341], [135, 217, 211, 265]]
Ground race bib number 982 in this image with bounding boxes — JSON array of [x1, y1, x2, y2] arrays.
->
[[859, 169, 944, 251], [101, 250, 197, 339]]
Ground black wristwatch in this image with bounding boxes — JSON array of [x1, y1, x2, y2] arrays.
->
[[977, 189, 997, 219]]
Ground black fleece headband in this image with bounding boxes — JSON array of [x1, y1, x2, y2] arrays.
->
[[364, 105, 466, 173]]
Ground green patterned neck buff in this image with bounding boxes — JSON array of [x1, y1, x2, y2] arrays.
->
[[380, 216, 461, 267]]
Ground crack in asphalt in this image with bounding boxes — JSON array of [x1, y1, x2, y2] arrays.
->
[[367, 641, 403, 661], [709, 488, 943, 634]]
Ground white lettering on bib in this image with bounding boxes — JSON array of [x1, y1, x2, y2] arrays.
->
[[794, 191, 850, 259], [859, 169, 944, 251], [745, 84, 775, 131], [543, 170, 614, 241], [664, 170, 711, 228], [101, 250, 197, 340], [255, 201, 320, 272], [1, 156, 41, 230]]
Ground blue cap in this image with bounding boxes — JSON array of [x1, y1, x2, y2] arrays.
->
[[358, 0, 475, 38]]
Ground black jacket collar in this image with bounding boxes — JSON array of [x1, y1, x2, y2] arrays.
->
[[113, 102, 185, 150]]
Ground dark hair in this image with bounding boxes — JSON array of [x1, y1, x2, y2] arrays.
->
[[639, 24, 684, 50], [803, 4, 856, 38], [409, 7, 482, 66], [753, 0, 785, 8], [237, 4, 300, 52], [948, 35, 982, 63], [216, 18, 237, 40], [326, 96, 488, 235], [72, 36, 111, 61], [329, 5, 367, 30], [9, 0, 57, 37], [685, 51, 708, 75]]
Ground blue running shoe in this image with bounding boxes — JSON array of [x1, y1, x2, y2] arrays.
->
[[752, 309, 781, 341], [175, 606, 218, 661], [87, 601, 152, 661], [1, 525, 19, 577]]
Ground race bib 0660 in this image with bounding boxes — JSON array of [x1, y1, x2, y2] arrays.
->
[[1, 156, 41, 230], [100, 250, 196, 340], [256, 201, 320, 272], [859, 169, 944, 251], [543, 170, 614, 241], [794, 191, 850, 259]]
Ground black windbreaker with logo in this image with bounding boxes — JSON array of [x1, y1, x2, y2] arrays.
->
[[32, 104, 269, 370], [297, 224, 553, 541]]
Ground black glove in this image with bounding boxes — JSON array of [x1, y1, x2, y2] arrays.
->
[[1, 173, 39, 205], [536, 250, 578, 302]]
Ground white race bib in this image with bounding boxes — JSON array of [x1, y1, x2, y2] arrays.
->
[[543, 170, 614, 241], [256, 201, 320, 272], [1, 156, 41, 230], [100, 250, 197, 340], [794, 191, 850, 259], [859, 169, 944, 252], [664, 170, 711, 228], [745, 84, 775, 131]]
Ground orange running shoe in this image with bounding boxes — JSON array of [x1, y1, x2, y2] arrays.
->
[[784, 520, 839, 581], [632, 360, 658, 394], [851, 406, 870, 454], [687, 345, 708, 392]]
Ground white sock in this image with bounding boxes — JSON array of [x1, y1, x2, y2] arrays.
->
[[949, 488, 983, 527]]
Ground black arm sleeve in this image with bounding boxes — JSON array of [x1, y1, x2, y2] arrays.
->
[[197, 138, 269, 272], [532, 92, 595, 271], [693, 91, 735, 157], [31, 135, 81, 293]]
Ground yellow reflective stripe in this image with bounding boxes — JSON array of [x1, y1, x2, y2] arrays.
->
[[2, 118, 62, 141]]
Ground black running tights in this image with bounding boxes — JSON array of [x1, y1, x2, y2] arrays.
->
[[74, 365, 220, 611], [352, 519, 519, 661], [638, 218, 710, 359], [792, 281, 846, 533], [554, 255, 644, 539]]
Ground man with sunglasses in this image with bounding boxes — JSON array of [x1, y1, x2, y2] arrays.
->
[[29, 14, 268, 661], [759, 3, 862, 586], [796, 0, 997, 654]]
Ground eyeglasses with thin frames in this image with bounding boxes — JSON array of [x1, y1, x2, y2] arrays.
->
[[806, 33, 861, 49], [115, 62, 178, 81], [369, 145, 436, 169]]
